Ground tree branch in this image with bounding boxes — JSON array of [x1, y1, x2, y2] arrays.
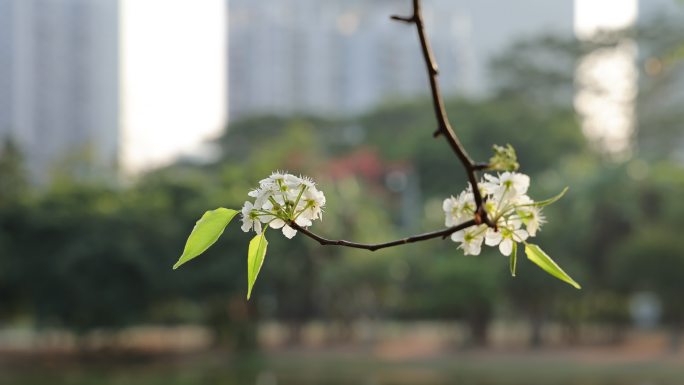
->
[[392, 0, 494, 227], [285, 0, 493, 253], [289, 220, 478, 252]]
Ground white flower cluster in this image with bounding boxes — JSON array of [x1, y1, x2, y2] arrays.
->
[[443, 172, 545, 256], [241, 172, 326, 239]]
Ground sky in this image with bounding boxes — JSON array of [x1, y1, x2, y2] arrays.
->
[[117, 0, 640, 171], [574, 0, 639, 156], [120, 0, 227, 174]]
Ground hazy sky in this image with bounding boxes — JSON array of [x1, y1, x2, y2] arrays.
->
[[120, 0, 226, 174], [574, 0, 639, 155], [117, 0, 642, 171]]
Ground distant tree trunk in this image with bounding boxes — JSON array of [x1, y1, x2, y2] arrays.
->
[[286, 320, 304, 346], [466, 307, 492, 347], [561, 319, 580, 346], [669, 324, 682, 353], [210, 296, 257, 351], [529, 309, 545, 348]]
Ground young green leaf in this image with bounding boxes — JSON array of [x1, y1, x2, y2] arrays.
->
[[173, 208, 238, 270], [525, 243, 581, 289], [247, 232, 268, 300], [510, 242, 518, 277], [488, 144, 519, 172]]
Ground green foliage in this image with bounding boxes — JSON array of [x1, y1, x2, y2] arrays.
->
[[246, 233, 268, 300], [4, 14, 684, 344], [525, 244, 581, 289], [609, 227, 684, 324], [173, 208, 238, 270]]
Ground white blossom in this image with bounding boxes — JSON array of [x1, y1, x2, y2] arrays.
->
[[442, 190, 475, 227], [269, 218, 298, 239], [241, 172, 326, 239], [298, 186, 326, 221], [445, 172, 546, 257], [482, 172, 529, 201], [517, 205, 545, 237], [451, 225, 487, 256], [240, 201, 262, 234]]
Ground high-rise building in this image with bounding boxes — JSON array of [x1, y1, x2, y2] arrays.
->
[[227, 0, 479, 120], [0, 0, 120, 181], [0, 0, 227, 181], [227, 0, 575, 121]]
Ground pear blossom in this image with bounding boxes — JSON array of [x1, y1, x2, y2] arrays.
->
[[443, 190, 476, 227], [444, 171, 547, 257], [298, 186, 326, 221], [517, 205, 545, 236], [240, 201, 262, 234], [482, 172, 530, 201], [269, 218, 298, 239], [484, 221, 529, 256], [451, 224, 487, 255], [240, 172, 326, 239]]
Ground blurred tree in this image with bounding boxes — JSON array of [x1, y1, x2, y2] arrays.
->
[[399, 251, 503, 347], [0, 138, 29, 206], [610, 227, 684, 351], [0, 140, 31, 322], [3, 12, 684, 351], [357, 98, 586, 198]]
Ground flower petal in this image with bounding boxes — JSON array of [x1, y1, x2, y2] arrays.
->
[[485, 229, 502, 246], [241, 219, 252, 233], [269, 218, 285, 229], [282, 225, 297, 239], [451, 230, 465, 242], [295, 216, 312, 227], [499, 238, 513, 256], [513, 229, 529, 242]]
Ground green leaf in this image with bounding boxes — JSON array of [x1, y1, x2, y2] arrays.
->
[[247, 232, 268, 300], [532, 187, 568, 208], [173, 208, 238, 270], [510, 242, 518, 277], [525, 244, 581, 289]]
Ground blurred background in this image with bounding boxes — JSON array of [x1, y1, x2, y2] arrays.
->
[[1, 0, 684, 384]]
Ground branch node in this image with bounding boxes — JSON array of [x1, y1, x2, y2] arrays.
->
[[390, 14, 416, 23], [473, 163, 490, 171]]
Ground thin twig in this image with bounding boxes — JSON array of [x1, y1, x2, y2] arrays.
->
[[472, 163, 491, 171], [289, 220, 478, 252], [290, 0, 494, 252], [393, 0, 494, 227]]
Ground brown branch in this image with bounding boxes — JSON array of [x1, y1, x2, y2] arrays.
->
[[390, 15, 415, 23], [392, 0, 494, 227], [289, 220, 478, 252], [286, 0, 493, 253], [472, 163, 491, 171]]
